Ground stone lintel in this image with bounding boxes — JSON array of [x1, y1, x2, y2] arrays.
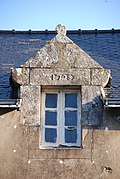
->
[[12, 67, 110, 88], [30, 68, 90, 86]]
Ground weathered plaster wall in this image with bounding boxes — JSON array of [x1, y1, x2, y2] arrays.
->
[[0, 109, 120, 179]]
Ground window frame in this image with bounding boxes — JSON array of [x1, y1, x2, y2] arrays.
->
[[40, 86, 82, 149]]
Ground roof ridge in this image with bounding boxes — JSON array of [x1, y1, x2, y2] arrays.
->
[[0, 28, 120, 34]]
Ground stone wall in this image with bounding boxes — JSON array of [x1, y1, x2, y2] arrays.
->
[[12, 25, 110, 126]]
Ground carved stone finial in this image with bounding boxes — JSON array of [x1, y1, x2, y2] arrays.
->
[[55, 24, 66, 36]]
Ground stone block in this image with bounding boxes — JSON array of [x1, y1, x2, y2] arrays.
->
[[23, 43, 59, 68], [12, 67, 29, 85], [65, 43, 102, 68], [82, 86, 103, 126], [30, 68, 90, 86], [20, 85, 41, 125], [91, 68, 110, 87]]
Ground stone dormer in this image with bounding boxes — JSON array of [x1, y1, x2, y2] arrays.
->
[[12, 24, 110, 127]]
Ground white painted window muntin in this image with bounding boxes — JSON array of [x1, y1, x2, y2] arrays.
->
[[40, 88, 81, 148], [41, 91, 59, 147], [61, 92, 81, 147]]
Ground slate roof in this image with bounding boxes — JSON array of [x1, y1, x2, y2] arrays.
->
[[0, 29, 120, 99]]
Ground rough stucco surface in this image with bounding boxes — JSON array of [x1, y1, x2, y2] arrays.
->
[[0, 109, 120, 179]]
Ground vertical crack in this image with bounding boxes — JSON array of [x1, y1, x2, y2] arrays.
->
[[27, 126, 30, 161], [90, 69, 92, 85], [91, 127, 101, 177], [91, 127, 94, 162]]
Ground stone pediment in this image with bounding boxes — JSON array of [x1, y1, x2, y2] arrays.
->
[[11, 24, 111, 126], [23, 24, 102, 69], [12, 24, 110, 87]]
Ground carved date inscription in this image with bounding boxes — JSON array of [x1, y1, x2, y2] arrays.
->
[[51, 74, 75, 81]]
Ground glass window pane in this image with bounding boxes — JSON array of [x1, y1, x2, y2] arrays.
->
[[65, 110, 77, 126], [65, 129, 77, 143], [45, 94, 57, 108], [65, 93, 78, 108], [45, 111, 57, 126], [45, 128, 57, 143]]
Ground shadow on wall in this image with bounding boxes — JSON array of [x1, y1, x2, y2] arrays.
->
[[0, 96, 120, 130], [82, 95, 120, 131], [82, 96, 103, 127], [0, 108, 16, 115], [102, 108, 120, 131]]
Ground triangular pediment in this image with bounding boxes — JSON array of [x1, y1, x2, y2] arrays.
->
[[12, 24, 110, 88], [23, 24, 103, 69]]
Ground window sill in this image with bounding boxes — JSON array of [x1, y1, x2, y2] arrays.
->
[[39, 145, 83, 150]]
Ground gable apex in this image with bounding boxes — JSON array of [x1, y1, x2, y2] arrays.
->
[[23, 24, 103, 69]]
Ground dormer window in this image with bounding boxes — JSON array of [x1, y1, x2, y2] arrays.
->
[[40, 86, 82, 148]]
